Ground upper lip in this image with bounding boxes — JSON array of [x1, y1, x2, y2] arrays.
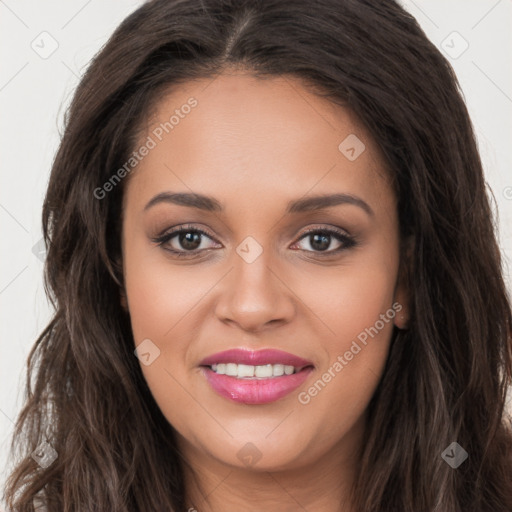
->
[[199, 348, 314, 368]]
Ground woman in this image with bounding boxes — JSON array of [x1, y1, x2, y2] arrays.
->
[[4, 0, 512, 510]]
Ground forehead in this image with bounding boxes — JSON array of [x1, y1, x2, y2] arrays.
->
[[124, 72, 394, 218]]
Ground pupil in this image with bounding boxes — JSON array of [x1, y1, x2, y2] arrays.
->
[[180, 231, 201, 250], [311, 233, 330, 251]]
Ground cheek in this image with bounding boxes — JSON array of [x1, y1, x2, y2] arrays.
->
[[299, 254, 398, 348], [295, 258, 398, 432], [123, 248, 206, 431], [123, 239, 205, 344], [292, 246, 401, 400]]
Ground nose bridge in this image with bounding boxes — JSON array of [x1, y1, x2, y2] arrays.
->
[[232, 235, 279, 307], [215, 234, 295, 330], [235, 237, 274, 294]]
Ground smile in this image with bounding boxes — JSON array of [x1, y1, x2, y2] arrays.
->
[[199, 348, 315, 404]]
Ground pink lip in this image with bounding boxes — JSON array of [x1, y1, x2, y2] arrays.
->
[[199, 348, 314, 405], [199, 348, 313, 368], [201, 366, 314, 404]]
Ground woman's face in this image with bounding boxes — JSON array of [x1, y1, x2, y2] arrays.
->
[[121, 71, 408, 474]]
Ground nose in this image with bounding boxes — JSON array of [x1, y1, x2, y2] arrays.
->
[[214, 247, 296, 333]]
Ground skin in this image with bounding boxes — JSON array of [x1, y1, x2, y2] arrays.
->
[[120, 70, 409, 512]]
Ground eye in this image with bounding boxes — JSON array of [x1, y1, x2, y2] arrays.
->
[[151, 224, 220, 257], [151, 224, 357, 258], [291, 227, 356, 255]]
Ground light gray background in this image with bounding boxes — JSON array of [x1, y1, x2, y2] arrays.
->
[[1, 0, 511, 503]]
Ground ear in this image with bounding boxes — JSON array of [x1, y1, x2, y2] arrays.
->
[[393, 235, 413, 330]]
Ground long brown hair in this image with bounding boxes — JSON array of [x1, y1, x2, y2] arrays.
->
[[4, 0, 512, 510]]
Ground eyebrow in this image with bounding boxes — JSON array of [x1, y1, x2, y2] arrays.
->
[[144, 191, 374, 217]]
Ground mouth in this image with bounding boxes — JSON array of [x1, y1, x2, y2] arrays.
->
[[199, 348, 315, 404]]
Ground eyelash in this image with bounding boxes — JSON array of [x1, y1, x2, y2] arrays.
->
[[151, 223, 357, 259]]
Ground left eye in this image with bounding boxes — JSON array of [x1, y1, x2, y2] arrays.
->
[[292, 228, 356, 254]]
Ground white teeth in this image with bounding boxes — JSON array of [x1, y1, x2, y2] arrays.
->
[[225, 363, 237, 376], [210, 363, 299, 378], [273, 364, 285, 376], [214, 363, 226, 374], [237, 364, 255, 378], [255, 364, 273, 378]]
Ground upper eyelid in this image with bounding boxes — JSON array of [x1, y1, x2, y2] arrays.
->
[[158, 225, 218, 242], [158, 223, 351, 240]]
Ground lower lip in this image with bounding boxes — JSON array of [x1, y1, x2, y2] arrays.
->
[[201, 366, 314, 404]]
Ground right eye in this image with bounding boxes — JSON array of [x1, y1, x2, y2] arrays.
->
[[151, 224, 222, 257]]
